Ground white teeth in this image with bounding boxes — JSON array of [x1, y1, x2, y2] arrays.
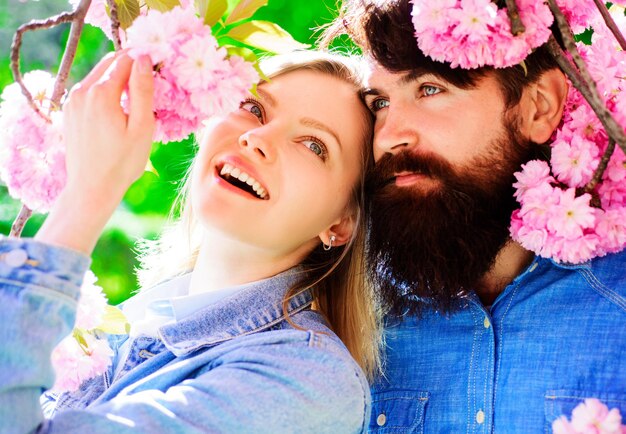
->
[[219, 163, 268, 199]]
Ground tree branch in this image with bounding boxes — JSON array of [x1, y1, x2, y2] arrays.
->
[[50, 0, 93, 107], [584, 139, 616, 195], [505, 0, 525, 36], [592, 0, 626, 51], [10, 12, 76, 122], [547, 0, 626, 159], [9, 205, 33, 238], [106, 0, 122, 51]]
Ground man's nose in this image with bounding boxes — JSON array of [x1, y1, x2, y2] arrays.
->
[[373, 105, 419, 161], [238, 130, 277, 163]]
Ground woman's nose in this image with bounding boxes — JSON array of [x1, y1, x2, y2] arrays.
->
[[238, 130, 276, 162]]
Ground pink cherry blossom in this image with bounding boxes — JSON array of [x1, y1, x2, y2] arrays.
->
[[123, 7, 258, 143], [553, 399, 626, 434], [551, 135, 599, 187], [553, 416, 578, 434], [75, 270, 108, 330], [571, 398, 624, 434], [513, 160, 554, 199], [547, 189, 595, 239], [410, 0, 553, 69], [0, 71, 66, 212], [51, 332, 114, 392]]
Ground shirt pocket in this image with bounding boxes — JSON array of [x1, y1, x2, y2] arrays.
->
[[369, 389, 429, 433], [544, 389, 626, 432]]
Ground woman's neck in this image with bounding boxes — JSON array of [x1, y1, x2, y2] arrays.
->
[[188, 232, 312, 296]]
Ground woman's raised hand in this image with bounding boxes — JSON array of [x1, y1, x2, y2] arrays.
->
[[36, 52, 155, 255]]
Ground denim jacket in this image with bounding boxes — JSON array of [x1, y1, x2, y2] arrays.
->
[[0, 237, 370, 434], [369, 250, 626, 433]]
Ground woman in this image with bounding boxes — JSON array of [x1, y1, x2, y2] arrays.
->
[[0, 51, 378, 433]]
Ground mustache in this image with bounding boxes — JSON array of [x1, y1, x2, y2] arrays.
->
[[366, 150, 457, 192]]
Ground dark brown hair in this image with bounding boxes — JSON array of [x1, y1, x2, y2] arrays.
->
[[320, 0, 562, 108]]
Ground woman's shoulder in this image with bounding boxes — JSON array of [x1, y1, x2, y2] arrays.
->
[[204, 311, 370, 433]]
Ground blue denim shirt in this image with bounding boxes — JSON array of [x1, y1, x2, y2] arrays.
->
[[370, 250, 626, 433], [0, 237, 370, 434]]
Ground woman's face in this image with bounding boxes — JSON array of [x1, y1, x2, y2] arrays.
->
[[191, 69, 369, 261]]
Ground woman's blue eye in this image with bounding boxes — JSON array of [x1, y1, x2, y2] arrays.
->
[[303, 138, 327, 159], [240, 99, 264, 121]]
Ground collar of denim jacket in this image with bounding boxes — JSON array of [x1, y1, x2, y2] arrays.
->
[[157, 267, 313, 356]]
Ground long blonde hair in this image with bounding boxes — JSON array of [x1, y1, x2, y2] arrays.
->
[[137, 51, 381, 378]]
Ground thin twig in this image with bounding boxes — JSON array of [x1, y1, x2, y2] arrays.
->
[[592, 0, 626, 51], [547, 0, 626, 158], [9, 205, 33, 238], [50, 0, 93, 107], [10, 12, 76, 122], [584, 139, 616, 194], [505, 0, 525, 36], [106, 0, 122, 51]]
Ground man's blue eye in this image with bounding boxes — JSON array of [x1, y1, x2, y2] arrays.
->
[[371, 98, 389, 112], [422, 85, 441, 96]]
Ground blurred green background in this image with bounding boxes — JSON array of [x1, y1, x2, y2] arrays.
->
[[0, 0, 348, 305]]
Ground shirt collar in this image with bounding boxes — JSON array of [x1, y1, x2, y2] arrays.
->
[[156, 267, 312, 357]]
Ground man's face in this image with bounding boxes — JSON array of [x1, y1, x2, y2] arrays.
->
[[362, 62, 535, 314], [363, 61, 514, 171]]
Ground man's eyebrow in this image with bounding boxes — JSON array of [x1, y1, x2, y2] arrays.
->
[[300, 117, 342, 149], [361, 68, 443, 97], [256, 88, 277, 107]]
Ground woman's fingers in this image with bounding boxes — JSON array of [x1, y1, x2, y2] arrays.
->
[[127, 55, 156, 140], [69, 51, 117, 94]]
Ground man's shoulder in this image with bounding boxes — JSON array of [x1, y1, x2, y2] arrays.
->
[[550, 250, 626, 312]]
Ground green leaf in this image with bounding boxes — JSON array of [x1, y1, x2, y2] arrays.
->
[[145, 0, 181, 12], [115, 0, 141, 30], [96, 305, 131, 335], [72, 328, 88, 349], [195, 0, 228, 26], [225, 45, 258, 63], [226, 21, 309, 54], [225, 0, 268, 25]]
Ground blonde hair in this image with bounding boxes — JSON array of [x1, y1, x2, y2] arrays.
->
[[137, 51, 381, 378]]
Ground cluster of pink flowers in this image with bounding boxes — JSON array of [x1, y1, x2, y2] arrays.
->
[[0, 71, 65, 213], [553, 398, 626, 434], [123, 6, 259, 143], [510, 6, 626, 264], [51, 271, 118, 392], [410, 0, 553, 68]]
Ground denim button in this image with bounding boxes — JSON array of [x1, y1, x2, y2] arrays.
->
[[483, 317, 490, 328], [376, 413, 387, 426], [476, 410, 485, 424], [3, 249, 28, 267]]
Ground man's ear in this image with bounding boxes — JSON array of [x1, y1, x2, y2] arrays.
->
[[319, 213, 356, 248], [522, 68, 569, 144]]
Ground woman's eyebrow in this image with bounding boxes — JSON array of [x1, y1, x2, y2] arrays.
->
[[300, 117, 341, 149], [257, 88, 277, 107]]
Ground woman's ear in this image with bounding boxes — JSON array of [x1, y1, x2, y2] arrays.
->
[[319, 213, 356, 248], [522, 68, 569, 144]]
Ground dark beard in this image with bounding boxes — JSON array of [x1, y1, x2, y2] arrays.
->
[[366, 126, 535, 317]]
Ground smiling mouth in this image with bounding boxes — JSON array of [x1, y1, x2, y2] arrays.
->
[[218, 163, 269, 200]]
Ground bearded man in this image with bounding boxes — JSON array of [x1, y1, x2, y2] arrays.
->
[[323, 0, 626, 431]]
